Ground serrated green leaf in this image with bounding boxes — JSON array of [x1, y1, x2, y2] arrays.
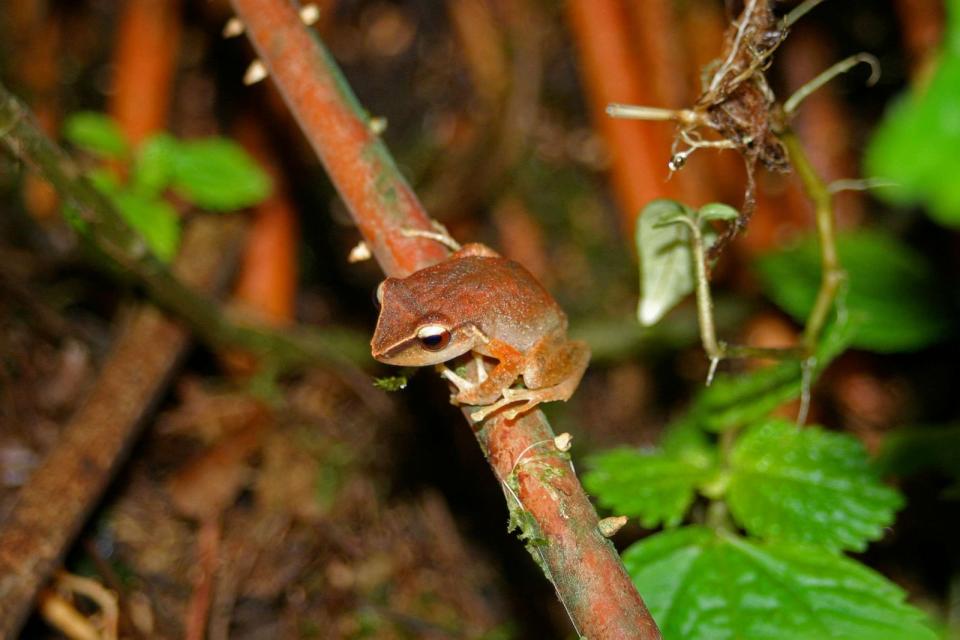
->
[[63, 112, 128, 158], [755, 230, 949, 352], [698, 202, 739, 222], [729, 419, 902, 551], [584, 446, 716, 528], [865, 0, 960, 227], [110, 191, 181, 262], [688, 319, 852, 432], [624, 527, 936, 640], [132, 133, 178, 197], [169, 138, 271, 211], [637, 200, 696, 326]]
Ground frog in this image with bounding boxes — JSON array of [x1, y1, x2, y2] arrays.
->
[[370, 242, 590, 422]]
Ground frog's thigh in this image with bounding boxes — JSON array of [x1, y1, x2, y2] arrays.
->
[[522, 335, 590, 392]]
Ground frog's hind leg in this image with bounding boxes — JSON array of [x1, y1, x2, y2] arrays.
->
[[469, 339, 590, 422]]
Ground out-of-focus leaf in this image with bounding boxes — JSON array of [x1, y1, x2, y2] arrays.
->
[[170, 138, 271, 210], [687, 319, 852, 432], [697, 202, 739, 222], [624, 527, 936, 640], [584, 446, 717, 528], [132, 133, 178, 197], [111, 191, 181, 262], [877, 424, 960, 479], [729, 420, 902, 551], [865, 0, 960, 227], [755, 230, 948, 352], [636, 200, 696, 326], [373, 376, 408, 392], [63, 112, 129, 158]]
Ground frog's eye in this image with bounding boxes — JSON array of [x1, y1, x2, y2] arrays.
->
[[416, 324, 451, 351]]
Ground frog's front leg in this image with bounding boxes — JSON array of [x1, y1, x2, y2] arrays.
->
[[439, 337, 525, 407]]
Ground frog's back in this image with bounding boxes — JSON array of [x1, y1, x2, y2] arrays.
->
[[412, 255, 566, 351]]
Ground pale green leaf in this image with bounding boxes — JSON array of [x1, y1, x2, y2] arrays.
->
[[698, 202, 739, 222], [584, 446, 716, 528], [755, 230, 949, 352], [624, 527, 936, 640], [63, 112, 128, 158], [729, 420, 903, 551], [636, 200, 695, 326], [170, 138, 271, 211]]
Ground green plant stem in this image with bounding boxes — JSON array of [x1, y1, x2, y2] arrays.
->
[[687, 216, 804, 369], [688, 217, 723, 361], [782, 131, 845, 353], [0, 81, 367, 369]]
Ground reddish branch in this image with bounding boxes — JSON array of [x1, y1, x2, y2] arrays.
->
[[229, 0, 660, 637], [0, 217, 245, 638], [566, 0, 674, 235]]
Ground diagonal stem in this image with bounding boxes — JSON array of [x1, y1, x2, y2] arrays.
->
[[782, 131, 845, 353], [228, 1, 661, 638]]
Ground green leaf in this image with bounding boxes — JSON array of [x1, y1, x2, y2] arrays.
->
[[687, 319, 852, 432], [624, 527, 936, 640], [865, 0, 960, 227], [877, 424, 960, 480], [169, 138, 271, 211], [131, 133, 179, 197], [584, 446, 717, 528], [697, 202, 739, 222], [636, 200, 696, 326], [63, 112, 128, 158], [755, 230, 949, 352], [729, 419, 903, 551], [110, 191, 181, 262]]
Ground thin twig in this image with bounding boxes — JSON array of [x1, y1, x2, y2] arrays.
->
[[784, 52, 880, 116], [782, 131, 845, 353], [784, 0, 829, 28]]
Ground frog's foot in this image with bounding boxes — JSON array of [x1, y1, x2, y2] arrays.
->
[[401, 221, 461, 251], [469, 380, 581, 422], [468, 388, 537, 422]]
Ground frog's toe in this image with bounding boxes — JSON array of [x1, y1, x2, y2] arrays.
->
[[439, 366, 475, 393]]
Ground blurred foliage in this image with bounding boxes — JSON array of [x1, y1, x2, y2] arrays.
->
[[755, 230, 949, 352], [865, 0, 960, 227], [62, 112, 271, 261]]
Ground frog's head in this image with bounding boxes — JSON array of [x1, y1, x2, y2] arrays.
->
[[370, 277, 477, 366]]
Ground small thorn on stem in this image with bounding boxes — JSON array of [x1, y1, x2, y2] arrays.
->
[[598, 516, 628, 538], [299, 4, 321, 26], [368, 116, 388, 135], [347, 241, 371, 263], [243, 59, 268, 86], [222, 17, 244, 38]]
